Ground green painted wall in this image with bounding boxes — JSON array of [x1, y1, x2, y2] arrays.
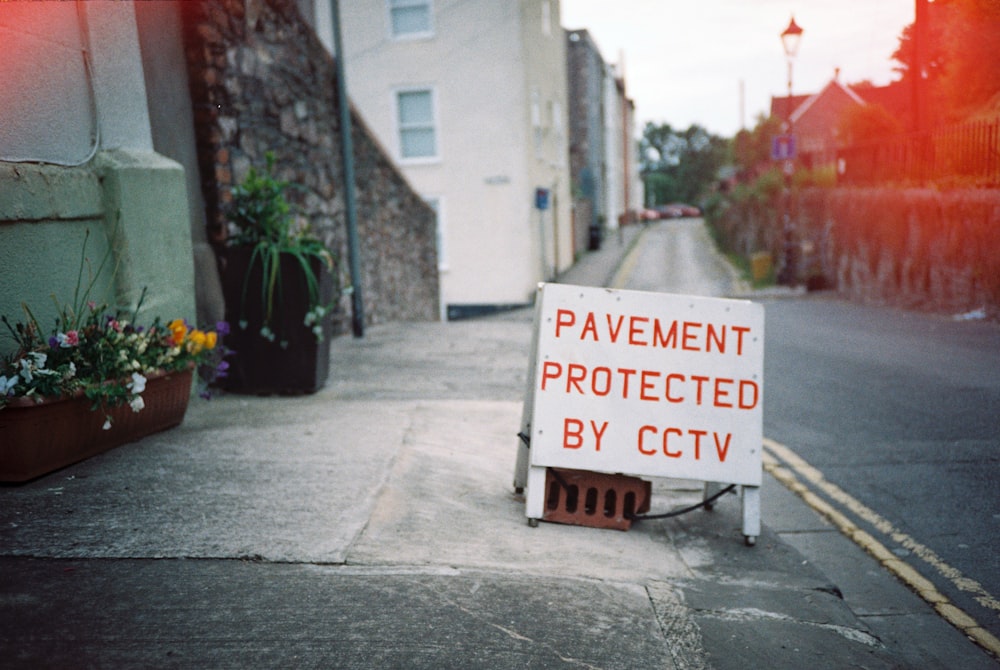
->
[[0, 151, 196, 358]]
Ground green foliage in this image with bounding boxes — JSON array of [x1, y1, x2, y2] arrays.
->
[[892, 0, 1000, 124], [732, 115, 783, 175], [227, 153, 336, 342], [640, 122, 731, 205], [229, 153, 295, 247], [1, 231, 227, 419], [837, 104, 905, 145]]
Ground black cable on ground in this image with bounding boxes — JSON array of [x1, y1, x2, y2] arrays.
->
[[515, 432, 737, 523], [628, 484, 736, 522]]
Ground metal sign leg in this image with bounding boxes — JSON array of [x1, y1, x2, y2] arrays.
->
[[741, 485, 761, 546], [525, 465, 547, 527], [514, 435, 529, 493]]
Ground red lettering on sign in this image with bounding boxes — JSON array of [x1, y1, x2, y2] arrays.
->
[[629, 316, 649, 345], [591, 420, 608, 451], [665, 373, 685, 402], [541, 361, 562, 390], [713, 377, 734, 408], [555, 309, 575, 338], [640, 369, 659, 401], [581, 312, 598, 341], [706, 323, 725, 353], [540, 361, 758, 410], [682, 321, 703, 351], [691, 375, 709, 404], [739, 380, 759, 409], [552, 309, 752, 356], [618, 367, 636, 397], [733, 326, 750, 355], [592, 366, 612, 396], [652, 319, 679, 348], [663, 427, 683, 457], [607, 314, 625, 342], [691, 429, 709, 459], [638, 426, 657, 455], [636, 426, 734, 462], [714, 432, 732, 462], [563, 418, 584, 449], [563, 417, 608, 451], [567, 363, 586, 394]]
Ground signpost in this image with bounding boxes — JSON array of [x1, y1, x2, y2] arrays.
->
[[515, 283, 765, 544]]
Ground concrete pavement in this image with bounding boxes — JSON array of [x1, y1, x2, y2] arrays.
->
[[0, 223, 983, 668]]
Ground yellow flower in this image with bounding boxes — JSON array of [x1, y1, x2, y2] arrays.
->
[[205, 331, 218, 350], [187, 329, 207, 354], [168, 319, 188, 346]]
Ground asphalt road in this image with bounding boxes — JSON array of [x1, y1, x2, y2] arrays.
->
[[761, 295, 1000, 642], [618, 217, 1000, 664]]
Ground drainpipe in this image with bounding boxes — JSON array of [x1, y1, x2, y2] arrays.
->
[[331, 0, 364, 337]]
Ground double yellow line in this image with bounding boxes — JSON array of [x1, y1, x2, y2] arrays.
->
[[763, 438, 1000, 660]]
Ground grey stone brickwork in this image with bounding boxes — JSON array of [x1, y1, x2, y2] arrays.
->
[[180, 0, 439, 333], [566, 29, 606, 255]]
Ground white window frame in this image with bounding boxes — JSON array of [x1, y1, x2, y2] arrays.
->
[[387, 0, 434, 40], [394, 86, 440, 163]]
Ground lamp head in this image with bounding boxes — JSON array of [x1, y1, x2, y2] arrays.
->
[[781, 16, 804, 59]]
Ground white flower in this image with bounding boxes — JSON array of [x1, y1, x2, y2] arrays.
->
[[129, 395, 145, 412], [18, 359, 34, 383], [102, 417, 112, 430], [128, 372, 147, 394], [0, 374, 18, 395]]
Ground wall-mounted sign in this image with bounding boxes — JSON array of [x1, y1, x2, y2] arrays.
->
[[535, 187, 550, 210]]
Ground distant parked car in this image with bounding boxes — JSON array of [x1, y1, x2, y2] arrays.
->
[[660, 203, 701, 218], [654, 204, 683, 219], [639, 208, 660, 221], [677, 203, 701, 217]]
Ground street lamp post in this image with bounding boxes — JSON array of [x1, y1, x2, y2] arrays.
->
[[778, 16, 803, 285]]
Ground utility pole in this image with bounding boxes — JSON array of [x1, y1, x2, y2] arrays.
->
[[913, 0, 929, 184], [331, 0, 364, 337]]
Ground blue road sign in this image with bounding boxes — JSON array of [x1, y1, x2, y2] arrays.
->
[[772, 135, 796, 160]]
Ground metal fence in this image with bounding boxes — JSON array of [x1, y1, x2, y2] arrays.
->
[[837, 118, 1000, 187]]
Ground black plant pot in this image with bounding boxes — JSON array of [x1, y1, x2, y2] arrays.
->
[[219, 246, 334, 394]]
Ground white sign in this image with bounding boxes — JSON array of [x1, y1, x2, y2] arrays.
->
[[527, 283, 764, 486]]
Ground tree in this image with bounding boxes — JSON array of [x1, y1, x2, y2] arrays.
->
[[837, 104, 905, 145], [640, 122, 730, 205], [891, 0, 1000, 124], [732, 114, 782, 178]]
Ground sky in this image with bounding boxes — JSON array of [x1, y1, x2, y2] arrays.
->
[[560, 0, 916, 138]]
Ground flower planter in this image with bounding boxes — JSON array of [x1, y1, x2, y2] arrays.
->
[[219, 246, 333, 394], [0, 368, 193, 484]]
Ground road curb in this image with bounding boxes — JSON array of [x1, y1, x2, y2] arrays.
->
[[763, 439, 1000, 661]]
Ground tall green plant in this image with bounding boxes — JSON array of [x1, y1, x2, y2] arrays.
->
[[227, 153, 336, 343]]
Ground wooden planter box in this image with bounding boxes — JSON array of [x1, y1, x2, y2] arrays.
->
[[0, 368, 193, 484], [219, 246, 333, 395]]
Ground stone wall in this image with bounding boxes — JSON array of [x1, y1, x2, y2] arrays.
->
[[714, 187, 1000, 318], [180, 0, 439, 333]]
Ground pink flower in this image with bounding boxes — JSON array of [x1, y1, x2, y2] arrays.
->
[[56, 331, 80, 348]]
